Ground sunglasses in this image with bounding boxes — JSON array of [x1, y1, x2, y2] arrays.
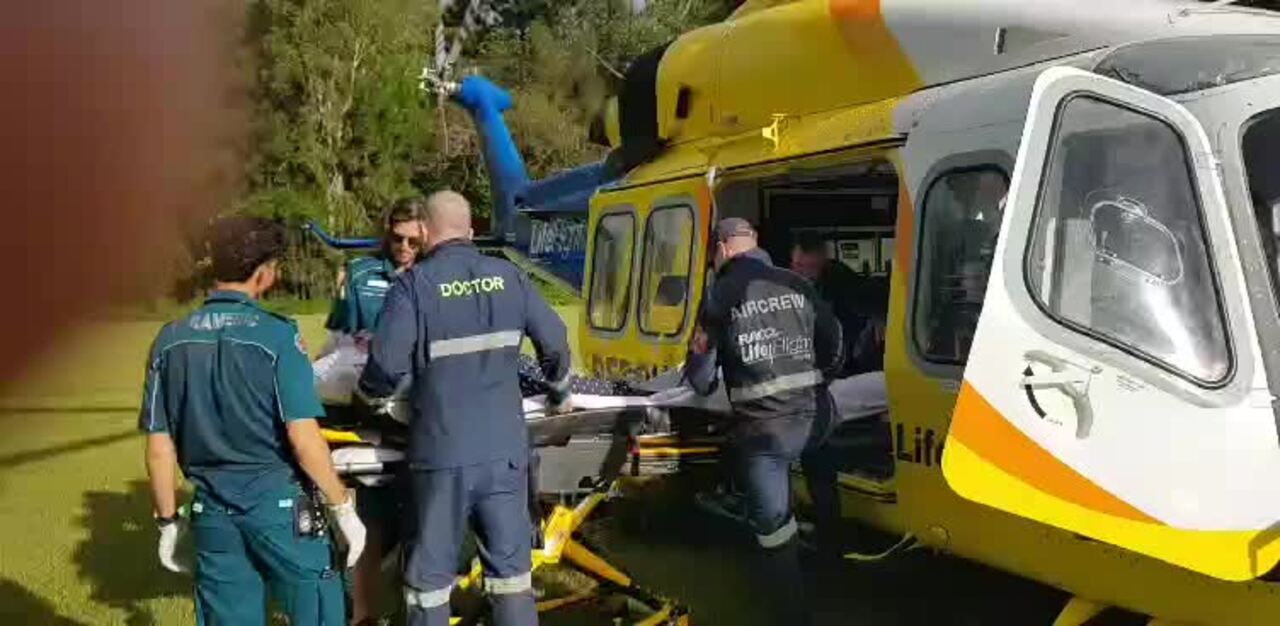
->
[[390, 234, 422, 247]]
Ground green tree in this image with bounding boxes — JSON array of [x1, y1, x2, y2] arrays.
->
[[242, 0, 436, 233], [458, 0, 738, 178], [217, 0, 736, 302]]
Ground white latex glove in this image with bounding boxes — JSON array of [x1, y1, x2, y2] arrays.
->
[[328, 494, 367, 568], [158, 522, 188, 574]]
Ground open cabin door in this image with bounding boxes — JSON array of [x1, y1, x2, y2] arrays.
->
[[942, 67, 1280, 581]]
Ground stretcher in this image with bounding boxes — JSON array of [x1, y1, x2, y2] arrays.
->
[[320, 388, 712, 625], [317, 344, 888, 625], [323, 423, 701, 622]]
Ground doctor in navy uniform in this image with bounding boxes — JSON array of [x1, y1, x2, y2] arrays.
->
[[358, 190, 572, 626]]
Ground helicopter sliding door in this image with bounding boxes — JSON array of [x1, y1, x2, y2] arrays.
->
[[581, 175, 713, 380], [942, 67, 1280, 581]]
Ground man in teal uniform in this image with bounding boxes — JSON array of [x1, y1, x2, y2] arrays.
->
[[141, 217, 367, 625], [326, 198, 428, 339], [324, 197, 427, 625]]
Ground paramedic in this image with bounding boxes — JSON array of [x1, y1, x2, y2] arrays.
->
[[141, 216, 366, 625], [358, 190, 572, 626], [325, 197, 428, 339], [790, 231, 887, 377], [685, 218, 844, 625], [325, 197, 427, 626]]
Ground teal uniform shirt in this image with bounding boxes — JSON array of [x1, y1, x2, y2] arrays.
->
[[139, 290, 325, 511], [325, 255, 397, 334]]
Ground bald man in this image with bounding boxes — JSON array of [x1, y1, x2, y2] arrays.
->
[[358, 190, 571, 626]]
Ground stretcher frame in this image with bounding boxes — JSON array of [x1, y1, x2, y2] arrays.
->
[[321, 407, 714, 626]]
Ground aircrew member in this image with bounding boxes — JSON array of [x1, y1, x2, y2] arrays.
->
[[684, 218, 845, 625], [323, 197, 427, 626], [358, 190, 572, 626], [790, 231, 887, 377], [141, 216, 367, 625], [790, 231, 887, 554]]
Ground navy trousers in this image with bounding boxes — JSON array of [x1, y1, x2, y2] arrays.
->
[[403, 458, 537, 626], [730, 389, 837, 626]]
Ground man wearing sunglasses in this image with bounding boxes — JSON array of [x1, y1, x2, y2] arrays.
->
[[327, 198, 428, 341], [324, 197, 426, 626]]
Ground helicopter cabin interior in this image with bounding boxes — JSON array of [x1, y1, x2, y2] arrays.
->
[[713, 158, 903, 482]]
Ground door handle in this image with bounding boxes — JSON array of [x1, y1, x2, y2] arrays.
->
[[1019, 373, 1088, 387], [1023, 350, 1098, 439]]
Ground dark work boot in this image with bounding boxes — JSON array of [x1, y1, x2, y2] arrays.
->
[[758, 537, 812, 626], [490, 591, 538, 626]]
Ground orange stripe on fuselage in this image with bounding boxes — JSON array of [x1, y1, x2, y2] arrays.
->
[[696, 184, 714, 222], [829, 0, 921, 93], [951, 382, 1160, 524], [830, 0, 880, 22], [894, 178, 913, 277]]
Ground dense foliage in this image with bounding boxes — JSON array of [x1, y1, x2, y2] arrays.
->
[[152, 0, 736, 304]]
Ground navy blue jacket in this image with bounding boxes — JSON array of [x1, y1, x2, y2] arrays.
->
[[358, 239, 571, 470], [139, 291, 324, 511], [685, 249, 843, 425], [812, 259, 887, 377]]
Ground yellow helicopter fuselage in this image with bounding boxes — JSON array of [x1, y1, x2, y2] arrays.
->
[[575, 0, 1280, 622]]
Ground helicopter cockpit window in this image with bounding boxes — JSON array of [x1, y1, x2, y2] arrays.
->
[[1095, 35, 1280, 97], [1025, 95, 1232, 386], [914, 168, 1009, 365], [588, 211, 636, 332]]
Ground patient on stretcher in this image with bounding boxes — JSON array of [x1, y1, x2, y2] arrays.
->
[[318, 334, 894, 491], [313, 334, 887, 425]]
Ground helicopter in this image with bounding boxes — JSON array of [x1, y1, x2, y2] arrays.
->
[[314, 1, 1280, 622]]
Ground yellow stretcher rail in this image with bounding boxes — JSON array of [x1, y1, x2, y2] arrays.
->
[[321, 428, 365, 444], [447, 485, 688, 624]]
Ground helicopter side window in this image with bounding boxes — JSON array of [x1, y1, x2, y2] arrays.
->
[[1242, 108, 1280, 311], [587, 211, 636, 332], [914, 168, 1009, 365], [1024, 95, 1231, 386], [638, 204, 695, 337]]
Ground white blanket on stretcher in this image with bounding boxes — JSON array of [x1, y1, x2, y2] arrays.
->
[[314, 337, 887, 425], [313, 334, 367, 405], [519, 372, 886, 425]]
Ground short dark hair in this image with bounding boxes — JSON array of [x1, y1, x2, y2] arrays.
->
[[207, 216, 286, 283], [793, 231, 828, 255], [385, 196, 428, 230]]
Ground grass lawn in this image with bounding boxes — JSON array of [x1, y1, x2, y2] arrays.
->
[[0, 306, 1091, 626], [0, 308, 579, 625]]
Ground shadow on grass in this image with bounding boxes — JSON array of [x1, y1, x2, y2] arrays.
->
[[0, 577, 87, 625], [0, 429, 136, 469], [74, 480, 192, 626]]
